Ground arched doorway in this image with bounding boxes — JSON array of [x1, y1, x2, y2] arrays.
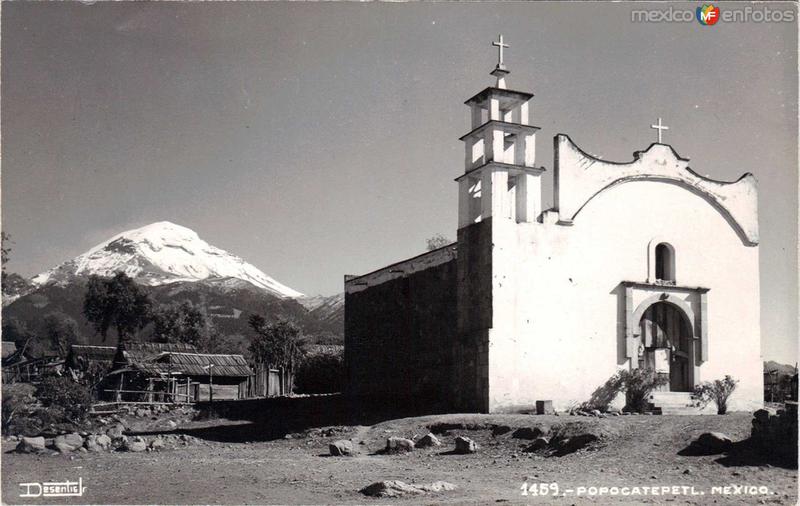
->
[[638, 302, 693, 392]]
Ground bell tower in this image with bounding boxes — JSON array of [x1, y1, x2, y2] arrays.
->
[[457, 35, 544, 228]]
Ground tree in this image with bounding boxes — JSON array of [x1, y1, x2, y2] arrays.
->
[[43, 312, 81, 357], [83, 272, 152, 343], [693, 375, 738, 414], [426, 234, 452, 251], [152, 301, 217, 351], [248, 315, 306, 391], [1, 231, 11, 282]]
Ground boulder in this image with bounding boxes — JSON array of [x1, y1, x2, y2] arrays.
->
[[95, 434, 112, 449], [454, 436, 478, 454], [106, 424, 125, 439], [83, 435, 104, 452], [696, 432, 732, 452], [124, 437, 147, 453], [360, 481, 426, 498], [418, 481, 457, 493], [53, 433, 84, 453], [16, 436, 46, 454], [385, 436, 415, 454], [149, 437, 166, 451], [523, 437, 550, 453], [329, 440, 355, 456], [359, 480, 457, 497], [754, 408, 776, 424], [553, 434, 599, 456], [415, 433, 442, 448]]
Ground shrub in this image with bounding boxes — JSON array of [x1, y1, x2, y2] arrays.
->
[[294, 352, 344, 394], [580, 374, 625, 412], [619, 368, 669, 413], [693, 375, 738, 414], [1, 383, 36, 435], [36, 376, 93, 423]]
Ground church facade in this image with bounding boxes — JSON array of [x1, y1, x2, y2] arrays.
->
[[344, 38, 762, 414]]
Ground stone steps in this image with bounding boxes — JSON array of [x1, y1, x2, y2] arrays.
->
[[648, 392, 703, 415]]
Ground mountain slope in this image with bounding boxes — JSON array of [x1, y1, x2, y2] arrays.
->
[[31, 221, 303, 299]]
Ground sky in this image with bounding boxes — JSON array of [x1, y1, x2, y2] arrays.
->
[[2, 2, 797, 362]]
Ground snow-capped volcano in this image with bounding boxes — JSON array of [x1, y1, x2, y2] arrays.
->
[[31, 221, 304, 298]]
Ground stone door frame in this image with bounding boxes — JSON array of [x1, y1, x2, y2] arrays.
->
[[622, 282, 709, 387]]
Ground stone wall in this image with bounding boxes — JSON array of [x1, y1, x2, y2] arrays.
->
[[344, 249, 458, 411], [751, 404, 797, 463]]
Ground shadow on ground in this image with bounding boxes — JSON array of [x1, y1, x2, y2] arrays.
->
[[678, 438, 797, 470], [129, 394, 448, 443]]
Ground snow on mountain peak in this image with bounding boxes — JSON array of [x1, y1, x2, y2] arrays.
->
[[31, 221, 304, 298]]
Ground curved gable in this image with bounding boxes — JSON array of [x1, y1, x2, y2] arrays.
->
[[553, 134, 759, 246]]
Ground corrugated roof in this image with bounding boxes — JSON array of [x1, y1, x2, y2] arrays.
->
[[120, 342, 199, 366], [136, 352, 253, 378], [69, 345, 116, 361]]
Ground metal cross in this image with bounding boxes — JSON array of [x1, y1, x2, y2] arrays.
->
[[492, 34, 509, 67], [651, 117, 669, 144]]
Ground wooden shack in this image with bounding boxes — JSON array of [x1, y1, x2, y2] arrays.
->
[[99, 342, 252, 403]]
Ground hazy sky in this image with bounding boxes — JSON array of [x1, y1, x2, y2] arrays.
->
[[2, 2, 796, 361]]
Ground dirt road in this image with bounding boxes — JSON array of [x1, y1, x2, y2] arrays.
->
[[2, 412, 796, 504]]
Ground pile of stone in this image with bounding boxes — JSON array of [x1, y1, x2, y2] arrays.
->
[[13, 426, 197, 455], [751, 405, 797, 462], [328, 433, 478, 457]]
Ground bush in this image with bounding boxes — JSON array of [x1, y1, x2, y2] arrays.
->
[[1, 383, 36, 435], [36, 376, 93, 423], [620, 368, 669, 413], [294, 353, 344, 394], [582, 368, 668, 413], [693, 375, 738, 414]]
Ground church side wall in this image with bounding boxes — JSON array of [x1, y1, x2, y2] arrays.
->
[[455, 220, 494, 412], [344, 254, 458, 411], [487, 180, 762, 413]]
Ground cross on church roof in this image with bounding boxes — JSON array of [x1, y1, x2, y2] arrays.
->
[[492, 34, 509, 69], [651, 117, 669, 144]]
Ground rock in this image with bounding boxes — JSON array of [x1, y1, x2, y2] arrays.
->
[[16, 436, 46, 453], [360, 481, 426, 498], [83, 435, 104, 452], [54, 433, 84, 453], [149, 437, 166, 451], [106, 424, 125, 439], [385, 436, 415, 454], [359, 480, 456, 498], [78, 447, 88, 453], [7, 435, 19, 442], [95, 434, 112, 449], [418, 481, 457, 493], [124, 437, 147, 453], [511, 427, 547, 440], [454, 436, 478, 454], [695, 432, 732, 452], [553, 434, 599, 455], [590, 409, 602, 417], [683, 469, 692, 475], [523, 437, 550, 453], [329, 440, 355, 456], [112, 435, 129, 449], [754, 408, 776, 424], [415, 433, 442, 448]]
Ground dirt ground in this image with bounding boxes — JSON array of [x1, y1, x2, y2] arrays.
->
[[2, 412, 797, 505]]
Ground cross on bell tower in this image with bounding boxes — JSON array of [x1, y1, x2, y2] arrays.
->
[[491, 34, 510, 89], [457, 36, 545, 228]]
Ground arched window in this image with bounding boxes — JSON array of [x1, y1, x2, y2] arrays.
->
[[655, 243, 675, 283]]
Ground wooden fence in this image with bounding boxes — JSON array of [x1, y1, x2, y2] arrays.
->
[[240, 364, 292, 398]]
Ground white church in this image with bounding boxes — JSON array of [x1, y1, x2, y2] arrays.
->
[[344, 36, 763, 414]]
